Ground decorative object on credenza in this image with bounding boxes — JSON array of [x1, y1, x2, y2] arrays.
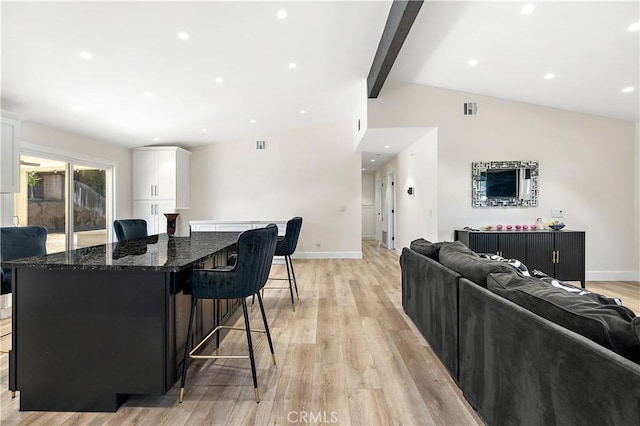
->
[[536, 217, 545, 230], [506, 225, 513, 230], [515, 224, 522, 230], [530, 224, 538, 230], [496, 224, 503, 230], [164, 213, 180, 237], [548, 221, 565, 231], [522, 224, 529, 230], [483, 225, 494, 231]]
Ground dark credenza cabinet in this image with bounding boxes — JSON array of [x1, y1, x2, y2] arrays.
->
[[455, 230, 585, 287]]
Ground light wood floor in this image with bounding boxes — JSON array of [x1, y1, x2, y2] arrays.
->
[[1, 241, 638, 425]]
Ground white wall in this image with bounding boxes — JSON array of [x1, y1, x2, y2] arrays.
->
[[369, 81, 639, 280], [375, 129, 439, 251], [190, 119, 362, 258], [18, 121, 133, 220]]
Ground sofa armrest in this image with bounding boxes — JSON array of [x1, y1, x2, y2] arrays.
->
[[459, 277, 640, 426]]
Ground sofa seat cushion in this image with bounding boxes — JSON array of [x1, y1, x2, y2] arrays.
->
[[488, 271, 640, 364], [439, 241, 515, 287], [409, 238, 442, 260]]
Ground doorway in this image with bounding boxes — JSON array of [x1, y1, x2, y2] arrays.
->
[[378, 173, 396, 249]]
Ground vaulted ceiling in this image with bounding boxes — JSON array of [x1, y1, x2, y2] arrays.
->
[[2, 1, 638, 159]]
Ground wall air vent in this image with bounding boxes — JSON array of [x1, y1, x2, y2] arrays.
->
[[256, 140, 267, 150], [463, 102, 478, 116]]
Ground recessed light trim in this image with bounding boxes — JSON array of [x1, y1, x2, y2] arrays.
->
[[622, 87, 635, 93], [72, 106, 82, 112], [384, 145, 390, 149], [177, 31, 190, 40], [300, 110, 306, 114], [201, 128, 208, 132], [143, 92, 153, 98], [79, 51, 92, 60], [277, 10, 287, 20], [288, 62, 297, 69], [370, 159, 375, 162], [468, 59, 478, 67], [628, 22, 640, 31], [521, 4, 535, 15], [215, 77, 224, 84], [544, 73, 555, 80], [153, 137, 160, 142], [250, 119, 256, 124]]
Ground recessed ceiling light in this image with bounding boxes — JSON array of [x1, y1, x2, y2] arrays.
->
[[153, 137, 160, 142], [143, 92, 153, 98], [362, 168, 365, 171], [628, 22, 640, 31], [384, 145, 390, 149], [201, 128, 208, 132], [288, 62, 297, 69], [521, 4, 535, 14], [250, 119, 256, 124], [544, 73, 555, 80], [72, 106, 82, 112], [468, 59, 478, 67], [79, 51, 92, 60], [370, 159, 375, 162], [177, 31, 190, 40], [215, 77, 224, 84], [622, 87, 635, 93], [300, 110, 306, 114], [277, 10, 287, 20]]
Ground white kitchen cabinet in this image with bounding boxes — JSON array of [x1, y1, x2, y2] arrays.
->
[[132, 147, 190, 235], [133, 200, 176, 235], [133, 147, 190, 206], [1, 114, 20, 193]]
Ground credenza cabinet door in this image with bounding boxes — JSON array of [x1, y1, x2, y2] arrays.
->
[[498, 233, 527, 261], [468, 233, 498, 255], [553, 232, 585, 284], [526, 232, 555, 276]]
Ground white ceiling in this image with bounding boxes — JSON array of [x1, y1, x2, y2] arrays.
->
[[1, 1, 392, 148], [2, 1, 638, 173], [390, 0, 639, 122]]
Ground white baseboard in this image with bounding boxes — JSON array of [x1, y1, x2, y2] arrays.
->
[[292, 251, 362, 259], [586, 271, 640, 282]]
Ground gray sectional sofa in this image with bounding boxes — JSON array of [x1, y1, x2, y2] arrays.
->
[[401, 240, 640, 426]]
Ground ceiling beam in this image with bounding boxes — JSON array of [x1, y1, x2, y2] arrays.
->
[[367, 0, 423, 98]]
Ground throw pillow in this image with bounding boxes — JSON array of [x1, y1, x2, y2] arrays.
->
[[530, 269, 623, 306], [409, 238, 441, 260], [439, 241, 513, 287], [488, 272, 640, 364], [479, 253, 530, 276]]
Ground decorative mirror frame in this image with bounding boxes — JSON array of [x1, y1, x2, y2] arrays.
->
[[472, 160, 539, 207]]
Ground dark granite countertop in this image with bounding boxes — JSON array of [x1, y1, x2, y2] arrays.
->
[[1, 232, 240, 272]]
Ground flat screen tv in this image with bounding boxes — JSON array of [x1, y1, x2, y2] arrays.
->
[[485, 169, 517, 199]]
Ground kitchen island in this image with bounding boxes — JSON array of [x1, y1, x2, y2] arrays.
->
[[4, 232, 240, 412]]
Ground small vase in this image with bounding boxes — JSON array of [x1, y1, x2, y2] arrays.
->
[[164, 213, 179, 237]]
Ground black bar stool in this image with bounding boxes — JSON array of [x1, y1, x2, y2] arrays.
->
[[262, 217, 303, 311], [179, 224, 278, 403], [113, 219, 148, 241]]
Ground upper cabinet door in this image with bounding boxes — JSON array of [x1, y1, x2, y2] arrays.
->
[[133, 150, 157, 200], [155, 150, 176, 200], [1, 116, 20, 193]]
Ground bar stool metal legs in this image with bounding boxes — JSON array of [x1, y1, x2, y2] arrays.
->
[[179, 293, 276, 404]]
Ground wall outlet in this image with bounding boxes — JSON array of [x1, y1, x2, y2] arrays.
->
[[551, 208, 564, 218]]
